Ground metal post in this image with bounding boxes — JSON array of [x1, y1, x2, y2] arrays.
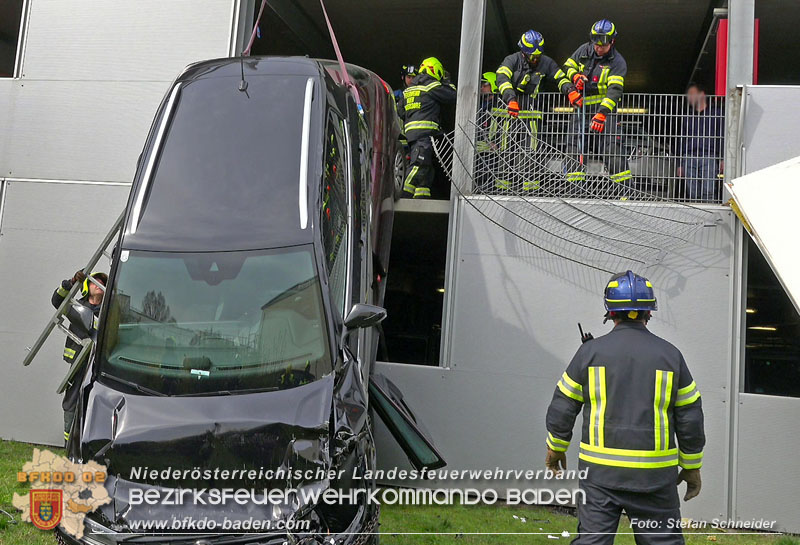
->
[[440, 0, 486, 368], [723, 0, 754, 525], [725, 0, 754, 181], [451, 0, 487, 195]]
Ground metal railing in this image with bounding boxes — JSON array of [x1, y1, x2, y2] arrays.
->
[[471, 92, 725, 203]]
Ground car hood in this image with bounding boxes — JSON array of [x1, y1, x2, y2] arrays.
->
[[80, 375, 334, 529]]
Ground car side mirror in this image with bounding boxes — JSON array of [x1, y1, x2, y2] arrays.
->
[[344, 303, 387, 330], [66, 304, 94, 338]]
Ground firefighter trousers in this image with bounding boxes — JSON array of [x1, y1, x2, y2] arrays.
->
[[566, 109, 632, 198], [403, 138, 434, 198], [572, 479, 685, 545]]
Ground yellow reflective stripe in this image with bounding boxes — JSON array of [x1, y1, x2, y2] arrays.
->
[[675, 380, 701, 407], [57, 285, 70, 297], [600, 97, 617, 111], [588, 366, 606, 447], [63, 348, 76, 358], [404, 121, 440, 131], [654, 370, 674, 451], [548, 432, 570, 448], [64, 432, 70, 440], [679, 450, 703, 469], [607, 75, 625, 86], [497, 65, 513, 78], [557, 78, 571, 91], [498, 82, 513, 92], [547, 436, 568, 452], [579, 442, 679, 469], [583, 95, 603, 105], [405, 81, 441, 93], [413, 187, 431, 197], [557, 370, 584, 403], [566, 171, 586, 182], [564, 58, 579, 70], [403, 166, 419, 192]]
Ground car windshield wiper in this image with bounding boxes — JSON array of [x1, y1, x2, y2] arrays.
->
[[99, 372, 167, 397], [176, 386, 279, 397]]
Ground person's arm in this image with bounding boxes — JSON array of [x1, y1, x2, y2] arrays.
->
[[545, 346, 587, 456], [496, 54, 518, 105], [674, 355, 705, 468], [52, 271, 84, 309], [599, 57, 627, 115]]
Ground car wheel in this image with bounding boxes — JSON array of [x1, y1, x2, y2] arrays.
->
[[393, 148, 406, 201]]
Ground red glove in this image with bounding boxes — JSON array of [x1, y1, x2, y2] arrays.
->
[[590, 112, 606, 133], [572, 73, 587, 91], [567, 90, 583, 108], [507, 100, 520, 118]]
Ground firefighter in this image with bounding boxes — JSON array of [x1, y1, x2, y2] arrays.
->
[[475, 72, 500, 191], [395, 64, 417, 120], [52, 270, 107, 443], [401, 57, 457, 199], [545, 271, 705, 545], [494, 30, 580, 192], [558, 19, 630, 193]]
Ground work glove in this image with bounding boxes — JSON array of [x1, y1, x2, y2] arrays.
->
[[545, 447, 567, 474], [72, 270, 86, 285], [590, 112, 606, 133], [568, 90, 583, 108], [507, 100, 520, 118], [677, 468, 702, 501], [572, 73, 587, 91]]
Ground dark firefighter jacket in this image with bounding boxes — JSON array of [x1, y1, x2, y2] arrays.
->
[[557, 42, 627, 115], [545, 321, 705, 492], [400, 73, 457, 144], [496, 52, 567, 104], [52, 279, 100, 363]]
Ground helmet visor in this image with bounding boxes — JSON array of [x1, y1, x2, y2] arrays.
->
[[591, 33, 614, 46]]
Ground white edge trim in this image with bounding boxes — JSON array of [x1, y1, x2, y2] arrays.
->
[[298, 77, 314, 229], [129, 83, 182, 234]]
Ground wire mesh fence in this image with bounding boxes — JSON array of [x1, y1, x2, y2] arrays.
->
[[472, 92, 725, 203], [432, 93, 724, 273]]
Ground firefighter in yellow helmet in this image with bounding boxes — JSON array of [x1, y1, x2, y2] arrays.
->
[[51, 269, 107, 443], [400, 57, 457, 199]]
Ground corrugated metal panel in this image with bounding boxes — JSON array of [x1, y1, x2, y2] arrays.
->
[[375, 198, 735, 523], [736, 393, 800, 532], [20, 0, 233, 81], [0, 181, 129, 445]]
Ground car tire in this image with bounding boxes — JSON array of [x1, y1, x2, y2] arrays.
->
[[393, 147, 406, 201]]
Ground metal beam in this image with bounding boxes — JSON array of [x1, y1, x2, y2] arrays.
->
[[267, 0, 332, 56], [441, 0, 487, 369]]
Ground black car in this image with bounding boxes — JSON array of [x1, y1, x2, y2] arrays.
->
[[58, 56, 444, 545]]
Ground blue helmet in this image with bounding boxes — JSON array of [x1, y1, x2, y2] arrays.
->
[[518, 30, 545, 58], [603, 270, 657, 314], [590, 19, 617, 45]]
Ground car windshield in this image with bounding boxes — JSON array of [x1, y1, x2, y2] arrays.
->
[[98, 246, 332, 396]]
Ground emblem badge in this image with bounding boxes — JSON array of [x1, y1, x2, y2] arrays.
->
[[30, 489, 62, 530]]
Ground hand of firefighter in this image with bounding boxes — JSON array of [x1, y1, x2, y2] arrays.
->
[[568, 90, 583, 108], [72, 270, 86, 285], [572, 73, 587, 91], [590, 112, 606, 133], [545, 447, 567, 474], [507, 100, 520, 118], [677, 468, 702, 501]]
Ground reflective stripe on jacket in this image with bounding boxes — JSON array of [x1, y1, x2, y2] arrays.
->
[[400, 73, 457, 143], [558, 42, 627, 115], [545, 321, 705, 492]]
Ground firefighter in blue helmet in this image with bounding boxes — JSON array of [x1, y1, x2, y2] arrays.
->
[[558, 19, 631, 194], [395, 64, 417, 118], [52, 269, 107, 443], [401, 57, 457, 199], [493, 30, 580, 192], [545, 271, 705, 545]]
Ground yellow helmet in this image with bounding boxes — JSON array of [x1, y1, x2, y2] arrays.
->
[[419, 57, 445, 81], [482, 72, 498, 93]]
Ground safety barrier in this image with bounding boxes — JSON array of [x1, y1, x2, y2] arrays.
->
[[470, 92, 725, 203]]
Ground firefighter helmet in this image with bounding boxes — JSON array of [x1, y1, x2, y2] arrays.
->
[[401, 64, 417, 79], [481, 72, 498, 93], [603, 270, 657, 314], [590, 19, 617, 45], [518, 30, 544, 59], [81, 272, 108, 297], [419, 57, 445, 81]]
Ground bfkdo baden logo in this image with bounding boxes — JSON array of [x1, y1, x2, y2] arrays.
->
[[29, 489, 63, 530]]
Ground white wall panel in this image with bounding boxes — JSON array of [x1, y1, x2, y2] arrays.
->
[[375, 198, 735, 524], [0, 181, 129, 445]]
